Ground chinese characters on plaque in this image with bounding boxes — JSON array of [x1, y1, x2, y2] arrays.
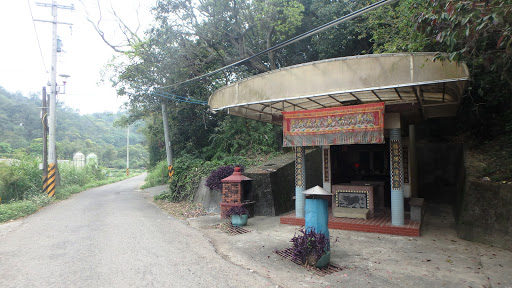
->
[[390, 140, 402, 189]]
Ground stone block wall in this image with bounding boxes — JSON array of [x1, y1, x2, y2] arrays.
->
[[457, 181, 512, 251]]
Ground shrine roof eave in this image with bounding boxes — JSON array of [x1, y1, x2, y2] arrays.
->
[[208, 53, 469, 124]]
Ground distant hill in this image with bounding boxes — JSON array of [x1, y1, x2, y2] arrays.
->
[[0, 88, 41, 150], [0, 86, 146, 168]]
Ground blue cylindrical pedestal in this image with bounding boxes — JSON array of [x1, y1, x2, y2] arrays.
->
[[305, 198, 329, 239]]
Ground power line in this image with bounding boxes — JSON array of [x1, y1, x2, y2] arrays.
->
[[151, 90, 206, 105], [27, 0, 48, 74], [82, 114, 104, 130], [128, 85, 207, 105], [158, 0, 398, 90]]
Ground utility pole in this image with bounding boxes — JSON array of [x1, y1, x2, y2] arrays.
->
[[47, 0, 58, 197], [35, 1, 74, 197], [42, 87, 49, 195], [161, 102, 174, 181], [126, 126, 130, 176]]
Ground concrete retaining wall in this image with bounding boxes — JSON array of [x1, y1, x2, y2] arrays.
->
[[457, 181, 512, 251], [193, 178, 222, 214], [245, 148, 323, 216], [245, 154, 296, 216], [193, 149, 323, 217]]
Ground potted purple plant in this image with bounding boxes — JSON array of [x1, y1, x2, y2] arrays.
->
[[226, 206, 249, 227], [290, 227, 331, 268]]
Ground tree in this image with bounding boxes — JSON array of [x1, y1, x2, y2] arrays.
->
[[207, 115, 280, 159], [152, 0, 305, 74], [102, 0, 310, 164], [117, 143, 148, 168], [28, 139, 44, 156], [414, 0, 512, 137], [78, 0, 145, 53], [252, 0, 304, 69], [0, 142, 12, 155], [366, 0, 432, 53], [308, 0, 374, 58]]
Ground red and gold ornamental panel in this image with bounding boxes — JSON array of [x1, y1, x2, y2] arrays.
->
[[282, 103, 385, 147]]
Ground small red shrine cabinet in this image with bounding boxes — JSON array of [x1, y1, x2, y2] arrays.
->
[[219, 167, 256, 218]]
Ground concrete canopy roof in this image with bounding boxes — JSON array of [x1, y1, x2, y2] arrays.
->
[[208, 53, 469, 124]]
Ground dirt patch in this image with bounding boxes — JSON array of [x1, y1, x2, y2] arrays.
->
[[154, 200, 211, 220]]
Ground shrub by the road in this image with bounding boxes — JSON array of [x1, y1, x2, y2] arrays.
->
[[0, 194, 51, 222], [154, 155, 251, 203], [141, 160, 168, 189], [0, 156, 40, 203], [0, 158, 135, 223]]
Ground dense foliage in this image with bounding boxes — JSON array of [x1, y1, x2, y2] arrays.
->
[[415, 0, 512, 138], [0, 156, 40, 202], [0, 155, 109, 204], [140, 160, 169, 189], [366, 0, 511, 138]]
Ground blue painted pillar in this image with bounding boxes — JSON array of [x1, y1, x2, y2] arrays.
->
[[389, 128, 404, 226], [295, 147, 306, 218]]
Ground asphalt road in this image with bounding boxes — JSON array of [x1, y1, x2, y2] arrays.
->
[[0, 174, 273, 288]]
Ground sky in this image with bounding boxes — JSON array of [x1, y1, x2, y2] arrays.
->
[[0, 0, 155, 114]]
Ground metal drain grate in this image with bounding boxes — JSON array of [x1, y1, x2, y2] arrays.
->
[[220, 222, 251, 236], [200, 224, 220, 230], [275, 248, 344, 276]]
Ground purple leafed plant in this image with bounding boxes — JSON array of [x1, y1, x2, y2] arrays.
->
[[225, 206, 249, 217], [205, 165, 244, 190], [290, 227, 329, 266]]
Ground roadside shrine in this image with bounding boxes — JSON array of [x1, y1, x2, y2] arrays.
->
[[209, 53, 469, 229]]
